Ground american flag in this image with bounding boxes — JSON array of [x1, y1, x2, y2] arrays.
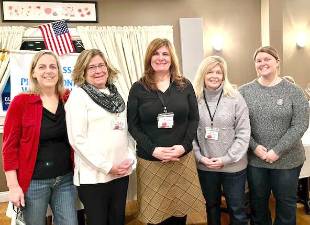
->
[[38, 20, 75, 56]]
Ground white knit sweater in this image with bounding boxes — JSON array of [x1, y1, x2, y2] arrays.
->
[[65, 87, 136, 185]]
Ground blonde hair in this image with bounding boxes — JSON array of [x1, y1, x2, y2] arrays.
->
[[140, 38, 186, 90], [29, 50, 64, 95], [71, 49, 118, 87], [194, 55, 236, 100]]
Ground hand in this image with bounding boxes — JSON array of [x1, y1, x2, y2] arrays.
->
[[160, 145, 185, 162], [171, 145, 185, 158], [254, 145, 268, 160], [208, 157, 224, 169], [8, 185, 25, 208], [152, 147, 179, 162], [200, 156, 214, 168], [265, 149, 279, 164], [200, 157, 224, 169], [109, 159, 133, 176]]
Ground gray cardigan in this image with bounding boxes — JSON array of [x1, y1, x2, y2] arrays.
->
[[193, 86, 251, 173], [239, 79, 309, 169]]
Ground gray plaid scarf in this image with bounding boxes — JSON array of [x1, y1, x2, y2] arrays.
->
[[81, 83, 125, 113]]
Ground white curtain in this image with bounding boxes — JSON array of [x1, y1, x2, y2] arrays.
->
[[0, 26, 25, 93], [77, 25, 173, 97]]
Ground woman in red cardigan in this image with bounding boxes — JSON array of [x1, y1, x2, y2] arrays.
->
[[2, 50, 77, 225]]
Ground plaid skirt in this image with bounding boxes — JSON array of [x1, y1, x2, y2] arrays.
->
[[136, 151, 205, 224]]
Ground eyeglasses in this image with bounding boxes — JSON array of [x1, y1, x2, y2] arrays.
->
[[87, 63, 107, 73]]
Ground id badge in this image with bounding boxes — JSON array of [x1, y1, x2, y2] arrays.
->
[[112, 116, 126, 130], [157, 112, 174, 128], [205, 127, 219, 140]]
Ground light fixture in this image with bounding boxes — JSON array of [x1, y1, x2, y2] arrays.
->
[[296, 32, 307, 48], [211, 34, 224, 51]]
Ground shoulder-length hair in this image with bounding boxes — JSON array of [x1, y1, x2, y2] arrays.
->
[[29, 50, 64, 95], [193, 55, 236, 100], [140, 38, 186, 90], [72, 49, 119, 87]]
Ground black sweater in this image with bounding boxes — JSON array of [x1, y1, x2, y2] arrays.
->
[[127, 80, 199, 160]]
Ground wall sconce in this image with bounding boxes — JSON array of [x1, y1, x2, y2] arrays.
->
[[211, 34, 224, 51], [296, 32, 307, 48]]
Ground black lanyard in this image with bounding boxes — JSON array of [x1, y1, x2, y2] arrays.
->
[[156, 83, 172, 113], [203, 89, 223, 127]]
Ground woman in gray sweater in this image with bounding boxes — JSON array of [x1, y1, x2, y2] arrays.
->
[[193, 56, 251, 225], [239, 46, 309, 225]]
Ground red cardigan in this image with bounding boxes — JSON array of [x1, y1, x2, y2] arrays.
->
[[2, 91, 71, 193]]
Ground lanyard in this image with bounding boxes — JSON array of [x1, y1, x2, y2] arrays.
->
[[203, 89, 223, 127], [156, 83, 172, 113]]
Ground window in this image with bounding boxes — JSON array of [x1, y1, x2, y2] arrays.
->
[[20, 40, 85, 52]]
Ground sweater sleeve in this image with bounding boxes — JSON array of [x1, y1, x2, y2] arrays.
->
[[238, 85, 259, 152], [127, 133, 137, 169], [2, 95, 23, 171], [272, 87, 310, 156], [220, 93, 251, 165], [181, 83, 199, 153], [193, 139, 203, 163], [127, 83, 156, 157], [65, 88, 113, 174]]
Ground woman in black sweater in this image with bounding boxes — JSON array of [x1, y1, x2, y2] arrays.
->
[[127, 38, 204, 225]]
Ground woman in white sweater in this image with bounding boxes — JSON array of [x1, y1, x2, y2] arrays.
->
[[65, 49, 136, 225], [193, 56, 250, 225]]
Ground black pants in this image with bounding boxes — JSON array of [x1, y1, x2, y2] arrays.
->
[[147, 215, 187, 225], [198, 169, 248, 225], [77, 176, 129, 225]]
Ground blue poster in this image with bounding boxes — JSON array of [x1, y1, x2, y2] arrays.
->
[[1, 76, 10, 112]]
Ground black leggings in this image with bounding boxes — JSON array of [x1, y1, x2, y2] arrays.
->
[[148, 215, 187, 225], [77, 176, 129, 225]]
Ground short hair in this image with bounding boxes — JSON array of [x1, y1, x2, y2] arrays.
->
[[253, 46, 280, 62], [140, 38, 186, 90], [193, 55, 236, 100], [71, 49, 118, 87], [29, 50, 64, 95]]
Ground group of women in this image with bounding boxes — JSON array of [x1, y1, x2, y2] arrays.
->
[[2, 38, 309, 225]]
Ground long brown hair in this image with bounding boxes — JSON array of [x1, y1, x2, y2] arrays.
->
[[140, 38, 186, 90]]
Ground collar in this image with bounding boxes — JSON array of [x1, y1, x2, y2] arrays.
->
[[204, 83, 224, 97], [25, 93, 42, 104]]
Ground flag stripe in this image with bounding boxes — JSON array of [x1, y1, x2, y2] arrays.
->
[[42, 25, 53, 50], [46, 24, 60, 55], [58, 35, 68, 54], [48, 24, 62, 55], [64, 33, 73, 52], [39, 25, 51, 50]]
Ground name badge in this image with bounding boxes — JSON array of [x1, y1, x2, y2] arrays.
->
[[205, 127, 219, 140], [112, 116, 126, 130], [157, 112, 174, 128]]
